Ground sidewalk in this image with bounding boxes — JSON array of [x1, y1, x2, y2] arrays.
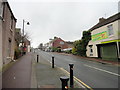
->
[[2, 52, 32, 88], [31, 53, 85, 89]]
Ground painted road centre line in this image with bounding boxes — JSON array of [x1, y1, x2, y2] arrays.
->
[[60, 67, 93, 90], [84, 64, 120, 77]]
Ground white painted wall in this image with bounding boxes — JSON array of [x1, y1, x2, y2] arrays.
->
[[86, 20, 119, 57]]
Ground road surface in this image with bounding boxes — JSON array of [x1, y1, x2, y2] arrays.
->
[[37, 50, 119, 88]]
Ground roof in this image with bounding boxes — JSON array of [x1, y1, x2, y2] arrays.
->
[[89, 12, 120, 31], [66, 41, 73, 44], [3, 2, 17, 21]]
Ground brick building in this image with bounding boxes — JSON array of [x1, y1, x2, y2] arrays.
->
[[51, 37, 68, 49], [2, 2, 17, 65], [24, 38, 31, 53]]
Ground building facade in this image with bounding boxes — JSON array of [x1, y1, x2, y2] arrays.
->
[[24, 38, 31, 53], [51, 37, 69, 50], [0, 0, 3, 69], [86, 13, 120, 61], [0, 0, 3, 89], [2, 2, 17, 65]]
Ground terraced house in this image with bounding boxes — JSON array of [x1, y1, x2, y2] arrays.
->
[[2, 2, 17, 65], [86, 12, 120, 61]]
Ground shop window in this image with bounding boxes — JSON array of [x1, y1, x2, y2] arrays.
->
[[107, 24, 114, 36]]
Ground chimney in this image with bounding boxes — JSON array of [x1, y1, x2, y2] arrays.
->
[[99, 17, 106, 23]]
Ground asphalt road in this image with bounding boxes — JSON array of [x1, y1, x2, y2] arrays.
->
[[37, 50, 119, 88]]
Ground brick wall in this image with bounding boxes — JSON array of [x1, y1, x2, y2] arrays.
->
[[52, 38, 68, 49], [2, 2, 16, 65]]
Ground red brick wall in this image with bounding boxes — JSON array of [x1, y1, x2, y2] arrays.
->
[[52, 38, 68, 49]]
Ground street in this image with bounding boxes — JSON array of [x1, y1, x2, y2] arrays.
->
[[36, 50, 119, 88]]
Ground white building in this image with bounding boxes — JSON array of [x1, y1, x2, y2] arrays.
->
[[86, 13, 120, 61]]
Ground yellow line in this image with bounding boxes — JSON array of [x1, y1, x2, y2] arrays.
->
[[60, 67, 93, 90]]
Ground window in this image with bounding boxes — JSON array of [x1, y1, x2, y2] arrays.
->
[[10, 16, 13, 29], [107, 24, 114, 36], [89, 45, 93, 56], [0, 2, 3, 18], [60, 41, 64, 45], [8, 38, 11, 57]]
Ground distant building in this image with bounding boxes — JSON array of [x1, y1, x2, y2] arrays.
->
[[86, 13, 120, 61], [24, 38, 31, 52], [15, 28, 22, 49], [2, 2, 17, 65], [51, 37, 68, 49], [66, 41, 74, 48], [14, 28, 22, 59], [38, 43, 43, 50], [46, 37, 74, 52]]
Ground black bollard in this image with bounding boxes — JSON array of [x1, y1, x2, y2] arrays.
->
[[60, 76, 69, 90], [69, 63, 74, 88], [37, 55, 39, 63], [52, 56, 54, 68]]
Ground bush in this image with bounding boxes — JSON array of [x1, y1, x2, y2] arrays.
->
[[51, 47, 59, 52], [14, 48, 21, 59], [64, 50, 71, 54], [72, 48, 77, 55], [72, 31, 91, 56]]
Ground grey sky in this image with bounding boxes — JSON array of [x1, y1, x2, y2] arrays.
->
[[8, 0, 119, 48]]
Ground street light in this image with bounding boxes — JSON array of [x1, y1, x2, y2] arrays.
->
[[22, 19, 30, 55], [23, 19, 30, 37]]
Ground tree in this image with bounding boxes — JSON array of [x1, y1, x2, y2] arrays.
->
[[72, 30, 91, 56]]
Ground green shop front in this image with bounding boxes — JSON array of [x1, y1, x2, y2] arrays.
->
[[92, 31, 120, 61]]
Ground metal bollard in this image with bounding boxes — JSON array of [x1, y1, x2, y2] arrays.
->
[[37, 55, 39, 63], [52, 56, 54, 68], [60, 76, 69, 90], [69, 63, 74, 88]]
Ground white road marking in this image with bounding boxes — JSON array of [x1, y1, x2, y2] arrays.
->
[[84, 64, 120, 77]]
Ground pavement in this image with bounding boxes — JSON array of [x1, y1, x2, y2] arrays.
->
[[31, 52, 85, 89], [2, 52, 85, 89], [2, 52, 33, 88]]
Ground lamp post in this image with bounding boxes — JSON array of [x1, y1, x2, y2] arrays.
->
[[22, 19, 30, 55]]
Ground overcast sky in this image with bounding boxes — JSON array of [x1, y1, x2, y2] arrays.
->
[[7, 0, 119, 48]]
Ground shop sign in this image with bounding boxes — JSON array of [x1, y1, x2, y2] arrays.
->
[[92, 31, 108, 41]]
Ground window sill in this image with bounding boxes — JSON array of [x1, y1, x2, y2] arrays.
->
[[108, 35, 114, 38]]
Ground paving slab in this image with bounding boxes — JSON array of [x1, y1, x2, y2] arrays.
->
[[34, 54, 85, 89]]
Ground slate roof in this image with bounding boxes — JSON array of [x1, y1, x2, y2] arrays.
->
[[89, 12, 120, 31]]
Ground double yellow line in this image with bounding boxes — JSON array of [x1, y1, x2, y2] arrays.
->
[[60, 67, 93, 90]]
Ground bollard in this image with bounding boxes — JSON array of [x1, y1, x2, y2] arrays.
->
[[60, 76, 69, 90], [69, 63, 74, 88], [37, 55, 39, 63], [52, 56, 54, 68]]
